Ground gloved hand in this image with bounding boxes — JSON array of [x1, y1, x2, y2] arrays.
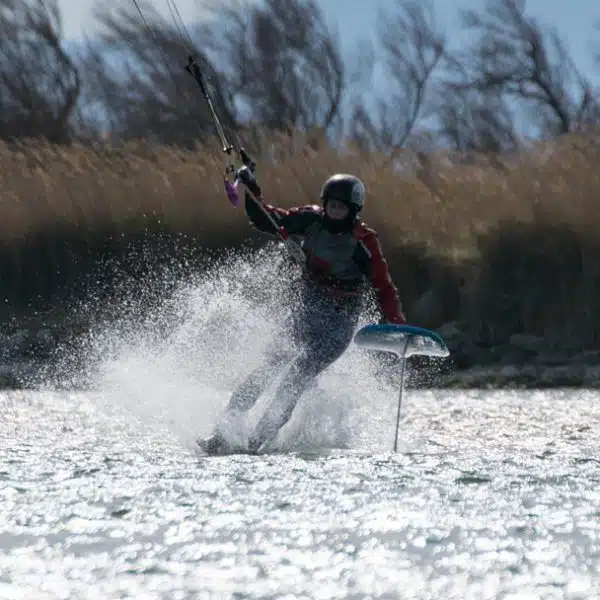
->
[[235, 165, 262, 200], [239, 148, 256, 172]]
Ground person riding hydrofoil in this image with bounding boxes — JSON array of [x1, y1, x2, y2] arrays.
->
[[200, 166, 406, 454]]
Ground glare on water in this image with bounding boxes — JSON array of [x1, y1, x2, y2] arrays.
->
[[1, 246, 599, 600]]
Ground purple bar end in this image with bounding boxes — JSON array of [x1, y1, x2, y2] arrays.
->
[[224, 180, 240, 206]]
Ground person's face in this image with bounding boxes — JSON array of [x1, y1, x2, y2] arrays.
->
[[325, 199, 349, 220]]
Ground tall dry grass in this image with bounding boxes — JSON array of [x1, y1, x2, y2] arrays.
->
[[1, 133, 600, 346]]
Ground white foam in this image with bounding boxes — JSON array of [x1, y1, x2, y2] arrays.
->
[[49, 244, 409, 453]]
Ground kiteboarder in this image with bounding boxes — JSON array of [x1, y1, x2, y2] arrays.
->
[[200, 167, 406, 455]]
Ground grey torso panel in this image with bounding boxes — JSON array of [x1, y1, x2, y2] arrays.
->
[[301, 222, 368, 286]]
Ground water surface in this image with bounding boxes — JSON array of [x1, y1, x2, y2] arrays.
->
[[1, 388, 599, 600]]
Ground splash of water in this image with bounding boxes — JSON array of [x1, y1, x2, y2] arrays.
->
[[47, 243, 407, 453]]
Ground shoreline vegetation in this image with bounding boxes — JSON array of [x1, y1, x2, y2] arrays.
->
[[3, 0, 600, 389], [1, 133, 600, 389]]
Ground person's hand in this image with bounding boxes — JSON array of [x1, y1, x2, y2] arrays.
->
[[235, 165, 262, 199]]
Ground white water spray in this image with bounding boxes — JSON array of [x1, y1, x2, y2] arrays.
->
[[49, 244, 408, 453]]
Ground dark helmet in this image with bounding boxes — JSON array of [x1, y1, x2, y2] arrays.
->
[[320, 174, 366, 212]]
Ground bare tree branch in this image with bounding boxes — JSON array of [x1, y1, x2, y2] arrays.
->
[[0, 0, 80, 143], [436, 85, 521, 154], [455, 0, 599, 137], [80, 0, 237, 146], [201, 0, 345, 139], [349, 0, 445, 153]]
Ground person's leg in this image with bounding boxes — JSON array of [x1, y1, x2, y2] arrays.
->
[[199, 332, 296, 454], [225, 350, 292, 412], [248, 307, 357, 452]]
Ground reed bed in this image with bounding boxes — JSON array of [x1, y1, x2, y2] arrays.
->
[[1, 133, 599, 346]]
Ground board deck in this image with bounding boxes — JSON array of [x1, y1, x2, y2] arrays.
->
[[353, 323, 450, 358]]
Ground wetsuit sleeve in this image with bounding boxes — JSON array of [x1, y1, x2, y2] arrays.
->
[[361, 231, 406, 324], [244, 193, 321, 236]]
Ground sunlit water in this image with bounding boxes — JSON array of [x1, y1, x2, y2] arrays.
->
[[1, 247, 599, 599]]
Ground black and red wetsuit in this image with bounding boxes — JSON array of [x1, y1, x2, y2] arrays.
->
[[244, 196, 406, 324], [217, 194, 407, 452]]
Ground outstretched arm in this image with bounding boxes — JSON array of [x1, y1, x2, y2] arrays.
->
[[245, 195, 321, 236], [360, 231, 406, 324], [237, 166, 320, 236]]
